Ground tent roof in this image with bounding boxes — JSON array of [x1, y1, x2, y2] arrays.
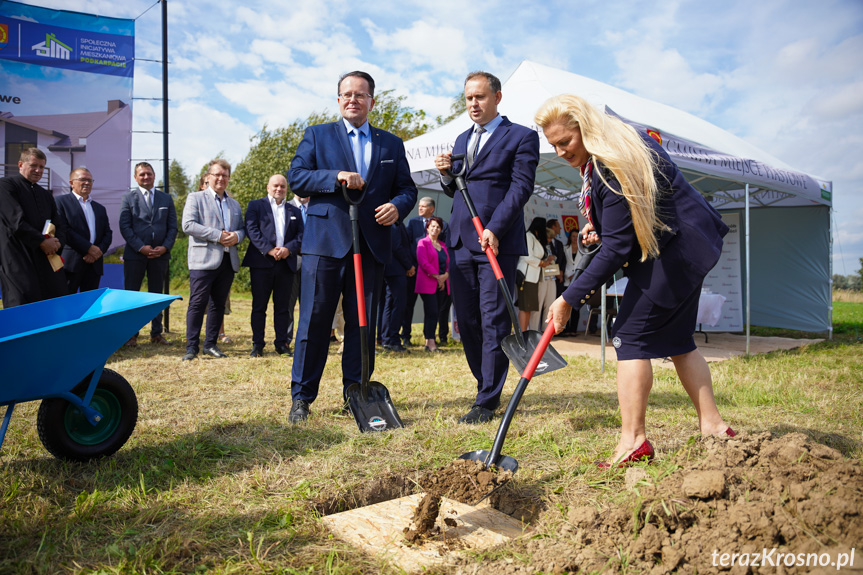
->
[[405, 61, 831, 209]]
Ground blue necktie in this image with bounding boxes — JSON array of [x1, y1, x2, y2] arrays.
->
[[352, 128, 366, 179]]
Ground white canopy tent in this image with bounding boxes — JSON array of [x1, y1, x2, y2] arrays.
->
[[404, 61, 833, 345]]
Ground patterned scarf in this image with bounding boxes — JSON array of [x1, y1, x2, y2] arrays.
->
[[578, 157, 594, 227]]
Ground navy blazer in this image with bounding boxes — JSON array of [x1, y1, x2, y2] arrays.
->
[[443, 116, 539, 255], [287, 121, 417, 265], [55, 193, 112, 275], [119, 188, 177, 261], [384, 221, 413, 277], [241, 197, 304, 271], [563, 133, 729, 310]]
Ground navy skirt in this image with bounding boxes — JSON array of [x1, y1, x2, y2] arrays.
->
[[610, 280, 701, 360]]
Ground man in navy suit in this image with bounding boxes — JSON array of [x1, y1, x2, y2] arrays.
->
[[286, 70, 417, 423], [119, 162, 177, 346], [380, 221, 415, 352], [242, 174, 304, 357], [435, 71, 539, 424], [56, 168, 112, 293]]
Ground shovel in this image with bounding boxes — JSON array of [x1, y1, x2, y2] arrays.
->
[[341, 182, 404, 433], [446, 154, 566, 376], [460, 234, 601, 478]]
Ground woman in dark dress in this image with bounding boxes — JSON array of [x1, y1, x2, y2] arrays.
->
[[536, 94, 735, 468]]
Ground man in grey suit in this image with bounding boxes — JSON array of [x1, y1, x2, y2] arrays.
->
[[119, 162, 177, 346], [56, 168, 112, 293], [181, 158, 246, 361]]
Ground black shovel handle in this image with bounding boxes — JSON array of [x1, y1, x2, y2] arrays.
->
[[341, 181, 371, 398], [485, 322, 557, 467], [446, 154, 526, 350]]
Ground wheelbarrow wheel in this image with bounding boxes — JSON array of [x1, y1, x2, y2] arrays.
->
[[36, 369, 138, 462]]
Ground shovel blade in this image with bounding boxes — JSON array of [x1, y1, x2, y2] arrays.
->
[[459, 449, 518, 474], [345, 381, 404, 433], [501, 330, 567, 375]]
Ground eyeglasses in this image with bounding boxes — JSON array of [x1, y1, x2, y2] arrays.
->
[[339, 92, 372, 102], [73, 178, 94, 184], [208, 173, 230, 180]]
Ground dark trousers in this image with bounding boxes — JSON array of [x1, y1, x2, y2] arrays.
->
[[420, 290, 446, 339], [285, 262, 301, 343], [382, 274, 406, 346], [401, 274, 418, 343], [186, 256, 235, 353], [290, 247, 383, 404], [437, 293, 452, 343], [450, 248, 518, 411], [124, 256, 169, 335], [249, 262, 295, 348], [65, 263, 102, 294]]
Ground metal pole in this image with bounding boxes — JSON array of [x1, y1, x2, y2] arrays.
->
[[745, 184, 750, 356], [600, 283, 607, 373], [161, 0, 171, 332]]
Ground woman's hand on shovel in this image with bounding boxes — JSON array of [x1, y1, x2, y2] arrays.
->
[[547, 296, 572, 334]]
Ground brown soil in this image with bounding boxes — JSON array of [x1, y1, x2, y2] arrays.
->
[[403, 492, 442, 543], [418, 458, 514, 505], [460, 432, 863, 574]]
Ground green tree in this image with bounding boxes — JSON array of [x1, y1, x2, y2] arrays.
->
[[858, 258, 863, 290], [436, 91, 466, 125]]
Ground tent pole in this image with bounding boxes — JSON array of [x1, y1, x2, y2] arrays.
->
[[745, 184, 750, 356], [600, 283, 607, 373]]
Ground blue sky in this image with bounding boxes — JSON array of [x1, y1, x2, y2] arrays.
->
[[5, 0, 863, 276]]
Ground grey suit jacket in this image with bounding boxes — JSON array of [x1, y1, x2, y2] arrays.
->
[[181, 189, 246, 271]]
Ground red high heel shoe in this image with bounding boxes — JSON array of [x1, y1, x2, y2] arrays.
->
[[596, 440, 655, 469], [725, 427, 736, 437]]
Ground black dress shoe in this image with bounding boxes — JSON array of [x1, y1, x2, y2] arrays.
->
[[249, 346, 263, 358], [383, 344, 409, 353], [401, 337, 412, 348], [181, 351, 197, 361], [458, 405, 494, 424], [289, 399, 310, 423], [275, 344, 292, 356], [202, 346, 228, 358]]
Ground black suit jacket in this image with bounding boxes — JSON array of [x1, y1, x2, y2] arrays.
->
[[241, 197, 304, 271], [119, 188, 177, 261], [55, 193, 112, 275]]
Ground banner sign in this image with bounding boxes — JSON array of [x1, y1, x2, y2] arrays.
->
[[0, 15, 134, 77], [1, 0, 135, 253]]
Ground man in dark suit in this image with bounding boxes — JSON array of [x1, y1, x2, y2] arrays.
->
[[547, 219, 566, 297], [56, 168, 113, 293], [402, 197, 449, 347], [381, 221, 415, 352], [286, 70, 418, 423], [435, 71, 540, 424], [0, 147, 67, 307], [285, 194, 309, 348], [119, 162, 177, 345], [242, 174, 304, 357], [181, 159, 246, 361]]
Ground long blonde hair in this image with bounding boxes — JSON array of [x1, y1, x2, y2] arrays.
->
[[535, 94, 663, 261]]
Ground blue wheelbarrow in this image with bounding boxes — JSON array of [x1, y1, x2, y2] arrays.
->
[[0, 288, 180, 461]]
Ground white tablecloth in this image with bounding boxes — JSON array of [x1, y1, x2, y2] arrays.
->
[[697, 293, 726, 326]]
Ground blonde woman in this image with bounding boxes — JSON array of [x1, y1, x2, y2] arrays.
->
[[536, 94, 735, 468]]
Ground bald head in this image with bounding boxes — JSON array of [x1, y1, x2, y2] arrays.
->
[[267, 174, 288, 204]]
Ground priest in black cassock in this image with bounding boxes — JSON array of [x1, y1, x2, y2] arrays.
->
[[0, 147, 68, 308]]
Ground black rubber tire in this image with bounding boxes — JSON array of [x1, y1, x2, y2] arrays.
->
[[36, 368, 138, 462]]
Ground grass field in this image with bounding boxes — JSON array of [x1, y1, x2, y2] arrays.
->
[[1, 293, 860, 573]]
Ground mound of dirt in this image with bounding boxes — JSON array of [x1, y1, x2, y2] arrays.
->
[[467, 432, 863, 574], [419, 458, 514, 505]]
